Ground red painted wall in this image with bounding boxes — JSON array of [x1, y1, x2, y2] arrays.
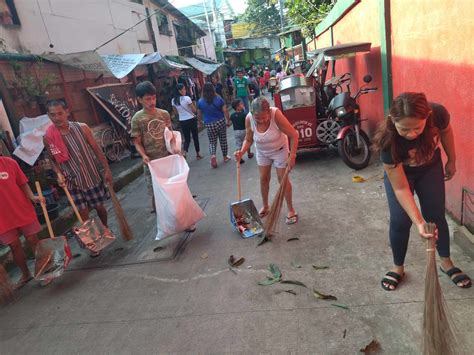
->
[[315, 0, 474, 222]]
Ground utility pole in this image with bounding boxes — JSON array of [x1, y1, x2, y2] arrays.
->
[[278, 0, 285, 32]]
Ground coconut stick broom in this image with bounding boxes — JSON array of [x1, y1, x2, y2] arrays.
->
[[0, 265, 13, 304], [107, 182, 134, 241], [259, 166, 290, 245], [422, 222, 459, 355]]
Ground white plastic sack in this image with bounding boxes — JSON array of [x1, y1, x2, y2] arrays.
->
[[149, 155, 205, 240], [164, 127, 182, 154]]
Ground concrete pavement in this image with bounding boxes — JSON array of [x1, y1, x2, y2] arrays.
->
[[1, 111, 473, 354]]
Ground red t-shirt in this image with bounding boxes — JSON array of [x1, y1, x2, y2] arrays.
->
[[0, 157, 38, 234], [264, 71, 271, 83]]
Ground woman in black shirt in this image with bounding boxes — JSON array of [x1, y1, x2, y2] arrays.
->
[[373, 92, 471, 290]]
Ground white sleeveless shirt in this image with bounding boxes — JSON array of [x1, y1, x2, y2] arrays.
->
[[249, 107, 289, 155]]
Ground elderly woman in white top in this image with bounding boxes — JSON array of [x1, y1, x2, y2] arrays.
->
[[234, 97, 299, 224]]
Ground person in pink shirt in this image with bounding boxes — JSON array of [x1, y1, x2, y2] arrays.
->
[[0, 155, 43, 289]]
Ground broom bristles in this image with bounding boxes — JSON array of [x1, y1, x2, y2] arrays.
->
[[422, 224, 459, 355], [263, 167, 290, 239], [108, 184, 134, 241], [0, 265, 13, 304]]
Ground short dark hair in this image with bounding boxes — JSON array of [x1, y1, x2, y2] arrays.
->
[[46, 99, 68, 111], [135, 81, 156, 98], [232, 98, 242, 110]]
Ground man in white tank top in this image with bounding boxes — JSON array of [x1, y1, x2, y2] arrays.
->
[[235, 97, 299, 225]]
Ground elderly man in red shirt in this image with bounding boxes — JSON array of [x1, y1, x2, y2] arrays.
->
[[0, 155, 43, 289]]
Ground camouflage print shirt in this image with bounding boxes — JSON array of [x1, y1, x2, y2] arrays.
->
[[130, 108, 171, 160]]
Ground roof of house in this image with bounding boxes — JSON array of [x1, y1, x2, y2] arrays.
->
[[152, 0, 205, 37]]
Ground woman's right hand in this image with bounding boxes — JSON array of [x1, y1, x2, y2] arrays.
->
[[416, 222, 438, 240]]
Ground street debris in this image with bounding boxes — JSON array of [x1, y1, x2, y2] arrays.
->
[[153, 246, 164, 253], [275, 289, 297, 295], [313, 288, 337, 301], [360, 339, 380, 353], [281, 280, 307, 288], [331, 303, 350, 310], [287, 237, 299, 242], [228, 255, 245, 268], [312, 265, 329, 270], [291, 261, 302, 269], [200, 253, 208, 259], [343, 329, 347, 339]]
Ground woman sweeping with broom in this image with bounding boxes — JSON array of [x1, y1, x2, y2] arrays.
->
[[234, 96, 299, 225], [373, 92, 471, 290]]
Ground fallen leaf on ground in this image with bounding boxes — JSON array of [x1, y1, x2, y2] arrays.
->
[[201, 253, 208, 259], [312, 265, 329, 270], [360, 339, 380, 353], [343, 329, 347, 339], [281, 280, 307, 288], [269, 263, 282, 280], [287, 237, 299, 242], [228, 255, 245, 268], [258, 277, 280, 286], [153, 246, 164, 252], [313, 288, 337, 300], [331, 303, 349, 310]]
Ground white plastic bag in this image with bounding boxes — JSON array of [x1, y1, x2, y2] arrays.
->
[[149, 155, 205, 239], [164, 127, 182, 154]]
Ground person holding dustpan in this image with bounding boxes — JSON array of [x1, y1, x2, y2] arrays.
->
[[43, 100, 113, 256], [0, 154, 44, 289], [234, 96, 299, 225]]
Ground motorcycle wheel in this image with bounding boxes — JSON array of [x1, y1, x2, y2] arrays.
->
[[337, 129, 371, 170]]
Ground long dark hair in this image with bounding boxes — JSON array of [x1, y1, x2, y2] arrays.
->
[[202, 82, 216, 104], [373, 92, 438, 165], [173, 83, 185, 106]]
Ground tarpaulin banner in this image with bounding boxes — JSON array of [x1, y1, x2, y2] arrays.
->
[[86, 83, 139, 133]]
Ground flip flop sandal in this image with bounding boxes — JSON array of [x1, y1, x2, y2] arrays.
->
[[285, 214, 298, 225], [440, 267, 472, 288], [381, 271, 404, 291], [14, 276, 33, 290]]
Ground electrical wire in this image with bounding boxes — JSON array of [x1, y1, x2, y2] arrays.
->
[[36, 0, 53, 47]]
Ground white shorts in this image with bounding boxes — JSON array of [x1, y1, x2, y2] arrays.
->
[[256, 146, 289, 168]]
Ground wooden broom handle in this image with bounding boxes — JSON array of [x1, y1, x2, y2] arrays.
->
[[236, 160, 241, 201], [35, 181, 55, 240], [62, 185, 84, 224]]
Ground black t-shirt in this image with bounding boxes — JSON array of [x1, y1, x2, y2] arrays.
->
[[215, 83, 224, 96], [231, 111, 247, 130], [381, 102, 450, 168]]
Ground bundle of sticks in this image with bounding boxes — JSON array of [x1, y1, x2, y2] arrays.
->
[[422, 222, 460, 355], [0, 265, 13, 304], [260, 166, 290, 244]]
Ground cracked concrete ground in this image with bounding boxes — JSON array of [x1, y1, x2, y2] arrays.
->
[[1, 107, 473, 354]]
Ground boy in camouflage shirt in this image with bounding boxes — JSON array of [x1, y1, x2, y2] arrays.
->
[[131, 81, 173, 212]]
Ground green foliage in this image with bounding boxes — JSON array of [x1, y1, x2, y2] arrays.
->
[[9, 59, 56, 101], [242, 0, 281, 35], [285, 0, 334, 37]]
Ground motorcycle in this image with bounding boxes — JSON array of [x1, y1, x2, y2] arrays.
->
[[318, 73, 378, 169]]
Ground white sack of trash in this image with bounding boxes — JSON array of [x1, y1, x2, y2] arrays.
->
[[149, 154, 205, 240]]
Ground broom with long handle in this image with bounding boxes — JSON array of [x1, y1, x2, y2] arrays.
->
[[422, 222, 459, 355], [0, 265, 13, 304], [106, 182, 134, 241]]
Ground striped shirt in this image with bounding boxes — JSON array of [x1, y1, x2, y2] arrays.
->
[[59, 122, 102, 191]]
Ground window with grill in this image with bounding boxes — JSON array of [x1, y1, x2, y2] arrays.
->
[[156, 13, 171, 36]]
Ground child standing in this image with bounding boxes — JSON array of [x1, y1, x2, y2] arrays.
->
[[231, 99, 254, 163]]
